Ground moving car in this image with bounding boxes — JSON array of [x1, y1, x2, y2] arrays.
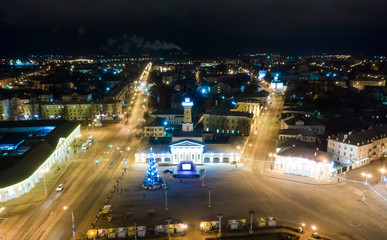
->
[[56, 184, 64, 192]]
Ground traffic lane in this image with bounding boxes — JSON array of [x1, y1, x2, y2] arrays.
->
[[17, 127, 118, 239], [18, 124, 127, 239], [41, 125, 131, 240]]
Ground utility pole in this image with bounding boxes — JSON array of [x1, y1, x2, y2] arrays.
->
[[249, 210, 254, 233], [164, 190, 168, 211], [208, 188, 212, 208], [217, 213, 223, 237], [166, 217, 172, 240]]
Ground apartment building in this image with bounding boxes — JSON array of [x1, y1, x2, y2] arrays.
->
[[327, 124, 387, 167]]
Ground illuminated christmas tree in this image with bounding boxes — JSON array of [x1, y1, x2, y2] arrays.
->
[[142, 148, 163, 189]]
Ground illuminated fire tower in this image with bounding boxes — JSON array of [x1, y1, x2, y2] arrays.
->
[[182, 97, 194, 132]]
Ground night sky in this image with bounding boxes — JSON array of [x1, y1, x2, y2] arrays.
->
[[1, 0, 386, 57]]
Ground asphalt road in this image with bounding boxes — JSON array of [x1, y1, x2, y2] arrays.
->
[[0, 64, 151, 240]]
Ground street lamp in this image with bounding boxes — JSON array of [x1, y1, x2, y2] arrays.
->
[[380, 168, 386, 188], [298, 223, 305, 233], [164, 190, 168, 211], [380, 168, 386, 182], [217, 213, 223, 237], [312, 225, 318, 238], [269, 153, 274, 175], [133, 219, 137, 240], [166, 217, 172, 240], [361, 172, 371, 201], [208, 188, 212, 208], [63, 206, 75, 240], [361, 172, 372, 184], [249, 210, 254, 234]]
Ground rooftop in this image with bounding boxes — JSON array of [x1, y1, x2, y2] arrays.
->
[[151, 108, 184, 115], [277, 147, 333, 163], [0, 120, 79, 188], [278, 128, 317, 137], [205, 105, 253, 118], [275, 138, 316, 149], [329, 124, 387, 146]]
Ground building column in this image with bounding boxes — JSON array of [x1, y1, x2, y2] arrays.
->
[[0, 192, 6, 202], [24, 182, 30, 193], [14, 187, 20, 198]]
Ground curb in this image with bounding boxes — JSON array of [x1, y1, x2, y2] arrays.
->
[[265, 174, 336, 186]]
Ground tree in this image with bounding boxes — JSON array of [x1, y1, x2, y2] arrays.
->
[[142, 151, 163, 189]]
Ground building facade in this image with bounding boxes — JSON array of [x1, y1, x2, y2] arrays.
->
[[135, 140, 241, 164], [203, 109, 252, 136], [327, 124, 387, 167], [281, 116, 325, 135], [275, 147, 334, 180], [150, 109, 184, 125], [24, 101, 122, 121], [232, 98, 261, 117]]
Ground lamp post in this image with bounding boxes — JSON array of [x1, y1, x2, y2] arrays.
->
[[208, 188, 212, 208], [380, 168, 386, 184], [269, 153, 274, 175], [249, 210, 254, 234], [166, 217, 172, 240], [63, 206, 75, 240], [164, 190, 168, 211], [134, 219, 137, 240], [361, 172, 372, 201], [217, 213, 223, 237], [311, 225, 319, 238]]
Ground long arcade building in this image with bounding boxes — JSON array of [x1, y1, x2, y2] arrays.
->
[[0, 120, 80, 202]]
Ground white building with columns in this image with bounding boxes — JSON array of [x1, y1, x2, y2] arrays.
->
[[135, 97, 245, 165], [135, 140, 241, 164], [0, 120, 80, 202], [274, 146, 334, 180]]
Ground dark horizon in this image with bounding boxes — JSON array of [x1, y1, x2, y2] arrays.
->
[[1, 0, 387, 57]]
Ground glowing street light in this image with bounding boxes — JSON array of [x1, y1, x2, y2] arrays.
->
[[249, 210, 254, 234], [380, 168, 386, 188], [361, 172, 372, 184], [63, 206, 75, 240], [217, 213, 223, 237], [361, 173, 372, 201], [311, 225, 319, 238], [380, 168, 386, 182]]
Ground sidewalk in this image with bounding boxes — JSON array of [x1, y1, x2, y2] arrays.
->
[[263, 170, 337, 186]]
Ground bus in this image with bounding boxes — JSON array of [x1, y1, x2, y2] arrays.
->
[[82, 141, 90, 150]]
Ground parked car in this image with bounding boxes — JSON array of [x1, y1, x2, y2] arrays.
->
[[163, 169, 173, 174], [56, 184, 64, 192]]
